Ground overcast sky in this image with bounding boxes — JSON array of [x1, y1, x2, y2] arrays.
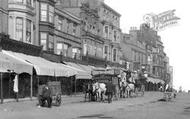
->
[[105, 0, 190, 91]]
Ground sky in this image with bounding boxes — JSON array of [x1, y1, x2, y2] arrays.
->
[[105, 0, 190, 91]]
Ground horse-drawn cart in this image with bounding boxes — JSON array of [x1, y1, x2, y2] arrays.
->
[[92, 68, 121, 100]]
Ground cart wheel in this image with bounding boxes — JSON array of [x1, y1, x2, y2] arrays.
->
[[55, 94, 62, 106]]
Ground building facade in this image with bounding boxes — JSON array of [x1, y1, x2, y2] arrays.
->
[[96, 1, 122, 63], [0, 0, 8, 34], [121, 30, 147, 71]]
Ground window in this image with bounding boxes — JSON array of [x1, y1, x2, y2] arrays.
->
[[56, 43, 62, 55], [104, 26, 109, 38], [113, 49, 117, 62], [48, 35, 54, 52], [73, 23, 77, 35], [58, 17, 62, 30], [10, 0, 24, 3], [104, 46, 108, 54], [16, 17, 23, 41], [26, 19, 32, 43], [40, 3, 48, 21], [49, 5, 54, 23], [40, 32, 47, 50], [72, 48, 78, 59], [114, 30, 117, 41], [63, 44, 69, 57], [40, 3, 54, 23]]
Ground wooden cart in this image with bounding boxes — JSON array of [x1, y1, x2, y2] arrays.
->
[[38, 81, 62, 106], [92, 68, 121, 100]]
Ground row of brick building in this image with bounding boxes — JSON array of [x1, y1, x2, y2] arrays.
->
[[0, 0, 173, 100]]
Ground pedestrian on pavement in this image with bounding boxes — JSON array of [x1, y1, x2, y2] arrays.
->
[[39, 82, 52, 108], [106, 79, 114, 103]]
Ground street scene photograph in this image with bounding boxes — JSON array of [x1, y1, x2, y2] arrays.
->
[[0, 0, 190, 119]]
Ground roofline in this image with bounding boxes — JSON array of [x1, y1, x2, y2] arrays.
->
[[102, 2, 121, 17]]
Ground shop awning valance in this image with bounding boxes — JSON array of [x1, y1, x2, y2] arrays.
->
[[3, 51, 78, 77], [0, 52, 33, 74], [66, 62, 92, 79]]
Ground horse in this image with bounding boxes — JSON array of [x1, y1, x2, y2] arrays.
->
[[92, 82, 107, 101], [125, 82, 135, 98]]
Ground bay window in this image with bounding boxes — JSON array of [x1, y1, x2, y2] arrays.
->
[[48, 35, 54, 52], [16, 17, 23, 41], [26, 19, 32, 43], [56, 43, 63, 55], [40, 3, 48, 21], [40, 3, 54, 23], [40, 32, 47, 51], [49, 5, 54, 23]]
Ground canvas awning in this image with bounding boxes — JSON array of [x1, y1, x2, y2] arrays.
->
[[3, 51, 78, 77], [147, 77, 165, 84], [0, 52, 33, 74], [66, 62, 92, 79]]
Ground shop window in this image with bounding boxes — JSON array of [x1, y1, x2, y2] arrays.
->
[[40, 32, 47, 50], [26, 19, 32, 43], [16, 17, 23, 41]]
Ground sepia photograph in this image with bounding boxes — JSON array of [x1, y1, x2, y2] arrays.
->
[[0, 0, 189, 119]]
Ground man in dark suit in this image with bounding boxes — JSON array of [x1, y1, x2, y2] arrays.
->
[[39, 82, 52, 108]]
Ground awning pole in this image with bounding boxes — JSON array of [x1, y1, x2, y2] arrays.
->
[[30, 74, 33, 100], [1, 72, 3, 104], [16, 75, 19, 102], [75, 77, 77, 96]]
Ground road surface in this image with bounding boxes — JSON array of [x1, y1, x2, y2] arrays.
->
[[0, 92, 189, 119]]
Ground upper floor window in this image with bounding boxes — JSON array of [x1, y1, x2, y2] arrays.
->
[[114, 30, 117, 41], [48, 35, 54, 52], [16, 17, 23, 41], [40, 3, 48, 21], [9, 0, 33, 6], [57, 17, 62, 30], [40, 3, 54, 23], [104, 46, 108, 54], [26, 19, 32, 43], [40, 32, 47, 51], [49, 5, 54, 23], [9, 0, 24, 4], [73, 23, 77, 36], [104, 26, 109, 38], [113, 49, 117, 62]]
